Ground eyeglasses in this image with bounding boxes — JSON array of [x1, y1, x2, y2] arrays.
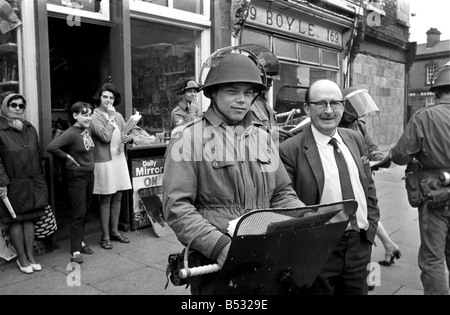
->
[[9, 103, 25, 110], [309, 101, 344, 111]]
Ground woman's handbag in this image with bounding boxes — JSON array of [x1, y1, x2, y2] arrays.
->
[[34, 206, 57, 239]]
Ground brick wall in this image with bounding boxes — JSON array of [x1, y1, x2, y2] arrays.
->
[[352, 54, 405, 152]]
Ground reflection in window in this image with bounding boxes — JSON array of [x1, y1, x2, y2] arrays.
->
[[273, 63, 338, 114], [322, 50, 339, 68], [136, 0, 168, 7], [274, 37, 297, 60], [47, 0, 102, 12], [299, 44, 320, 65], [241, 30, 271, 50], [131, 20, 199, 135], [174, 0, 203, 14]]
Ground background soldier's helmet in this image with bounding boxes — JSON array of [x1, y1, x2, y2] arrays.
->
[[430, 62, 450, 93], [342, 86, 380, 119], [178, 80, 200, 95], [202, 53, 267, 99]]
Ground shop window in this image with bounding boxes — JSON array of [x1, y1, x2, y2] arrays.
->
[[0, 28, 20, 97], [241, 30, 271, 50], [131, 20, 199, 136], [273, 62, 338, 115], [132, 0, 205, 15], [47, 0, 110, 21], [140, 0, 168, 6], [274, 38, 297, 61], [299, 44, 320, 65], [174, 0, 203, 14], [321, 50, 339, 69]]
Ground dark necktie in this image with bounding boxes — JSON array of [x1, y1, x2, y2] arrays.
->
[[329, 138, 359, 231]]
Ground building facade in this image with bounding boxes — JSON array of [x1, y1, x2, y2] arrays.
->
[[408, 28, 450, 122], [214, 0, 412, 152], [0, 0, 411, 236]]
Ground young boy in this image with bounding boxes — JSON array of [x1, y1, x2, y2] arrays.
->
[[47, 102, 95, 264]]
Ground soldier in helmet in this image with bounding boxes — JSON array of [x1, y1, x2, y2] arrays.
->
[[340, 87, 401, 268], [170, 79, 201, 129], [390, 62, 450, 295], [163, 53, 308, 295]]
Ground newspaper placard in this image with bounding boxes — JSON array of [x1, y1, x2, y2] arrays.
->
[[131, 157, 165, 231], [0, 222, 17, 261]]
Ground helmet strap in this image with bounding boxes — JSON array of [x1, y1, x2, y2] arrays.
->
[[251, 92, 262, 105]]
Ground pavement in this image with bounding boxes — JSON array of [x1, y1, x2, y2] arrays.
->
[[0, 164, 426, 295]]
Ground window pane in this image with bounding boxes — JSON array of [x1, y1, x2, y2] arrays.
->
[[173, 0, 203, 14], [241, 30, 271, 50], [135, 0, 168, 7], [427, 65, 437, 85], [273, 63, 338, 114], [299, 44, 320, 65], [274, 37, 297, 60], [322, 50, 339, 68], [131, 20, 198, 136], [0, 28, 19, 95], [48, 0, 102, 12]]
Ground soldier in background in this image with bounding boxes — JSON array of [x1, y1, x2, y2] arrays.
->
[[340, 87, 401, 268], [390, 62, 450, 295], [170, 79, 201, 129]]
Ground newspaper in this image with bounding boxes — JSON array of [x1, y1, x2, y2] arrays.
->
[[118, 111, 142, 153]]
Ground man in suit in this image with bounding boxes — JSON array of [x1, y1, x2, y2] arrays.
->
[[279, 79, 380, 295]]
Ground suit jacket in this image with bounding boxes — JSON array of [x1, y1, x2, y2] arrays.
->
[[279, 126, 380, 244]]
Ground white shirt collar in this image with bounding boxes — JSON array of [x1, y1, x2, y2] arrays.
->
[[311, 125, 343, 149]]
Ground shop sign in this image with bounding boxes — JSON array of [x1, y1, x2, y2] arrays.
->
[[246, 4, 342, 48], [131, 157, 165, 231]]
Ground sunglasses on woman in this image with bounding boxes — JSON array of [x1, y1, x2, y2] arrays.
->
[[9, 102, 25, 110]]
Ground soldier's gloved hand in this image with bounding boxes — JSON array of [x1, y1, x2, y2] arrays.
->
[[278, 128, 294, 141], [0, 186, 7, 199], [272, 126, 294, 144], [216, 242, 231, 268]]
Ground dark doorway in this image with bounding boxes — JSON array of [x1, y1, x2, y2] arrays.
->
[[48, 17, 111, 239]]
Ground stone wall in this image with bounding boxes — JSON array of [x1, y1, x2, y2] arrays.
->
[[351, 54, 405, 152]]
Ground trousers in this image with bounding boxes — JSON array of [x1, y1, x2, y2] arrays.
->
[[418, 205, 450, 295], [66, 170, 94, 255], [309, 231, 372, 295]]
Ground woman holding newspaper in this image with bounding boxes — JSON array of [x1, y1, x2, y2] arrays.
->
[[90, 83, 132, 250], [0, 94, 49, 274]]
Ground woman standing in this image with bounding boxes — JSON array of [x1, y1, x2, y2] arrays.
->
[[47, 102, 95, 264], [90, 83, 132, 250], [0, 94, 49, 274]]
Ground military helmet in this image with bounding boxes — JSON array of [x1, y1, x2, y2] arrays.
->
[[430, 62, 450, 93], [202, 53, 267, 99], [342, 86, 379, 118], [178, 79, 200, 95]]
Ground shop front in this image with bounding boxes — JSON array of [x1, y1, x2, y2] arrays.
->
[[0, 0, 212, 240], [239, 0, 353, 119], [126, 0, 211, 231]]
